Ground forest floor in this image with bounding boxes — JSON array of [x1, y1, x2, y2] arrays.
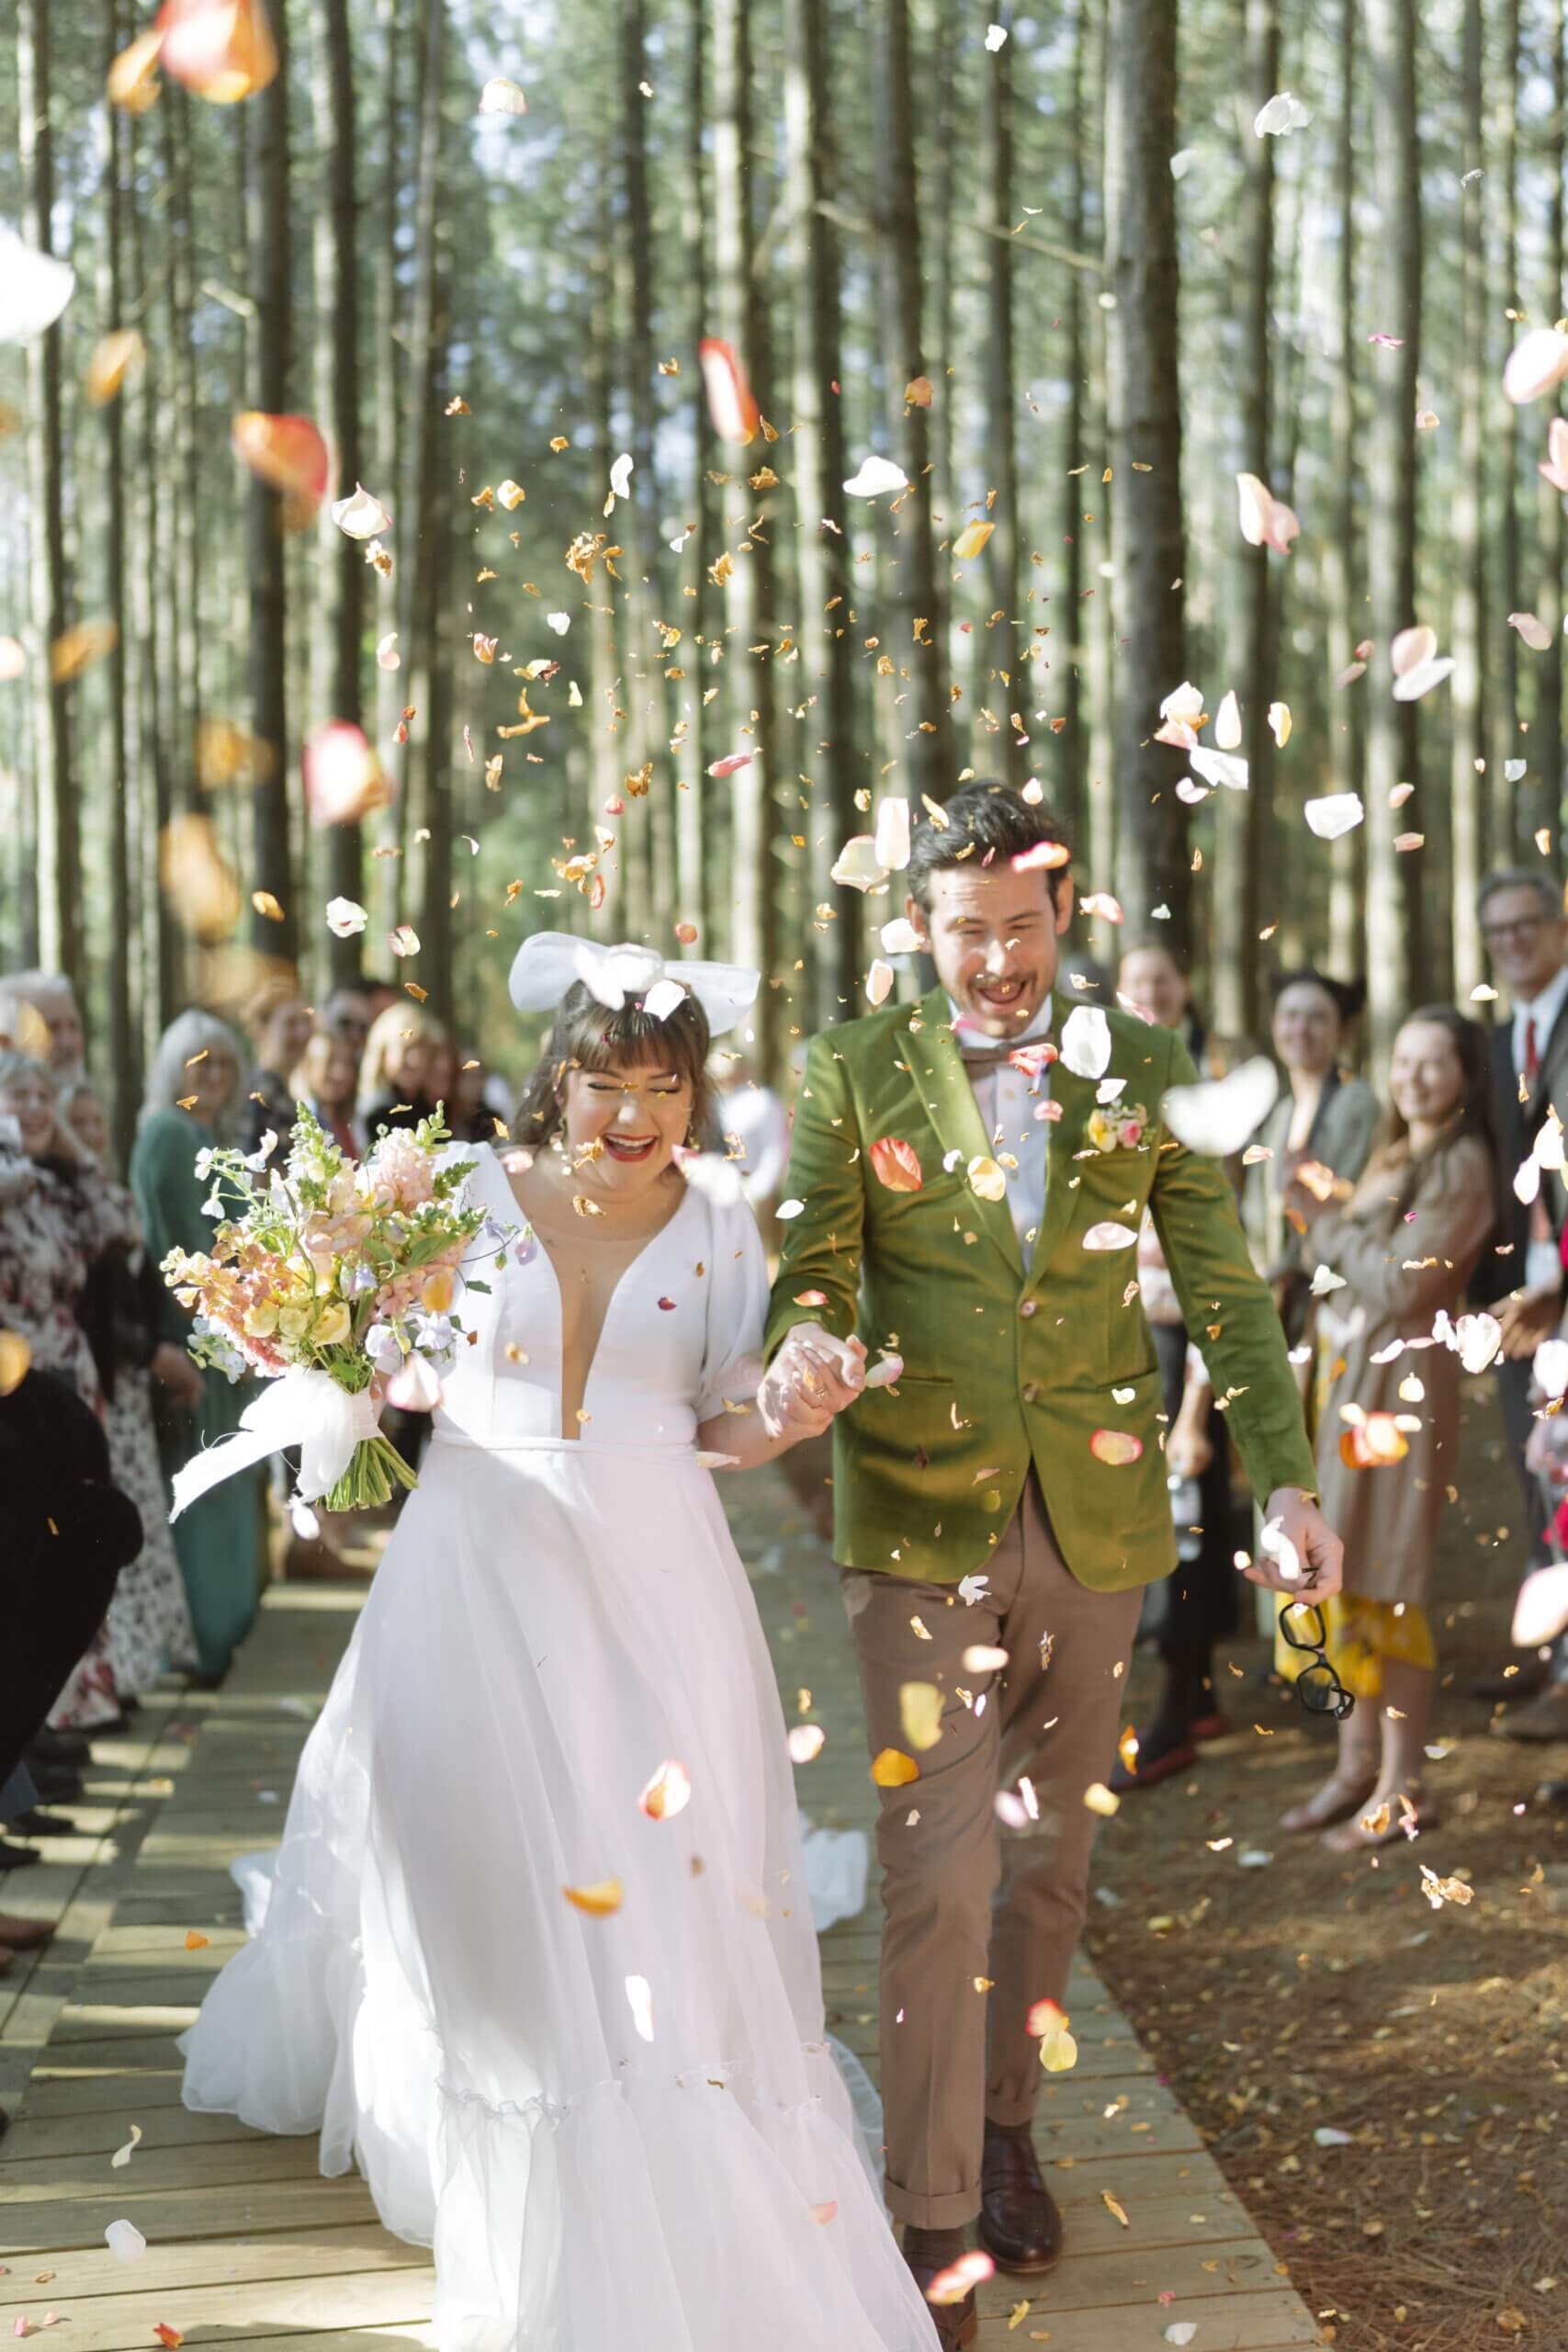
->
[[782, 1377, 1568, 2352]]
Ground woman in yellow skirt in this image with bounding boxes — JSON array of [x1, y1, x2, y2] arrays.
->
[[1277, 1007, 1498, 1849]]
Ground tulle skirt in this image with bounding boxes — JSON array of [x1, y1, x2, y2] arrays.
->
[[180, 1434, 936, 2352]]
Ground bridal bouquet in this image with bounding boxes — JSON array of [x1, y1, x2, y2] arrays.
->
[[161, 1105, 504, 1513]]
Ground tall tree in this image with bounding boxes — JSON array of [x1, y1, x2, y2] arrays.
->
[[976, 0, 1023, 784], [712, 0, 782, 1065], [314, 0, 367, 985], [1451, 0, 1488, 1001], [162, 86, 203, 828], [1538, 0, 1566, 846], [1491, 0, 1524, 857], [1213, 0, 1280, 1039], [18, 0, 84, 1000], [1324, 0, 1364, 978], [1055, 0, 1090, 841], [100, 0, 137, 1154], [1363, 0, 1422, 1069], [399, 0, 448, 996], [246, 0, 294, 961], [784, 0, 859, 1025], [615, 0, 665, 941], [872, 0, 947, 803], [1103, 0, 1188, 939], [677, 0, 714, 943]]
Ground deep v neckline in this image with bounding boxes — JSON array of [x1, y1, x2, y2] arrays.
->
[[495, 1154, 696, 1439]]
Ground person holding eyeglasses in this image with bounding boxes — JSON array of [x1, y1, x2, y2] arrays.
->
[[1471, 868, 1568, 1737]]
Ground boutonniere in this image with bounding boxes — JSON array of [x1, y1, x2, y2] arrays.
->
[[1086, 1102, 1150, 1154]]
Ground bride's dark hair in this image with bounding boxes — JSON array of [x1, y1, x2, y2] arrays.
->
[[513, 979, 716, 1149]]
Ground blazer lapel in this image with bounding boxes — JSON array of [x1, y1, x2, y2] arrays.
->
[[900, 987, 1024, 1280]]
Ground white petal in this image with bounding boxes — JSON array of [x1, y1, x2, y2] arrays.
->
[[1060, 1003, 1111, 1079], [642, 978, 686, 1022], [985, 21, 1009, 48], [625, 1973, 655, 2042], [1082, 1221, 1138, 1251], [1162, 1056, 1280, 1158], [1506, 757, 1529, 782], [1259, 1515, 1302, 1578], [1304, 791, 1364, 840], [0, 228, 75, 343], [879, 916, 922, 955], [1176, 776, 1213, 805], [873, 796, 912, 871], [843, 455, 908, 498], [1255, 89, 1311, 135], [1391, 623, 1437, 675], [376, 630, 400, 670], [1510, 609, 1553, 651], [324, 896, 368, 938], [1513, 1560, 1568, 1647], [1310, 1263, 1346, 1295], [331, 482, 393, 538], [831, 834, 891, 892], [104, 2220, 147, 2264], [478, 76, 528, 115], [865, 958, 896, 1006], [1214, 689, 1242, 750], [1159, 678, 1205, 720], [1391, 654, 1454, 701], [609, 452, 634, 500], [545, 610, 571, 635], [673, 1148, 747, 1206], [1454, 1311, 1503, 1374], [1503, 324, 1568, 404], [1190, 745, 1249, 792], [1534, 1338, 1568, 1399]]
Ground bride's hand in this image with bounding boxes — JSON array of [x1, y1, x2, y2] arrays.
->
[[758, 1326, 866, 1442]]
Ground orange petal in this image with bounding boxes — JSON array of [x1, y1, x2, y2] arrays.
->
[[953, 519, 994, 560], [871, 1747, 920, 1788], [156, 0, 279, 103], [107, 28, 166, 111], [562, 1877, 623, 1917], [869, 1136, 923, 1193], [697, 337, 759, 446], [1089, 1428, 1143, 1466]]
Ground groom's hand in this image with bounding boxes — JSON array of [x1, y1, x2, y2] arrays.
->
[[758, 1324, 866, 1441], [1244, 1487, 1344, 1598]]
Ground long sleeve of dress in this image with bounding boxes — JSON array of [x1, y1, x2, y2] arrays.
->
[[695, 1196, 770, 1421], [1304, 1136, 1497, 1325], [131, 1114, 207, 1348]]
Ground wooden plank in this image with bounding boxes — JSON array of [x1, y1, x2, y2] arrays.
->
[[0, 2178, 377, 2259], [973, 2297, 1324, 2350], [0, 2134, 324, 2201], [973, 2233, 1280, 2314], [2, 2222, 428, 2306], [0, 2263, 436, 2350], [2, 2104, 269, 2162]]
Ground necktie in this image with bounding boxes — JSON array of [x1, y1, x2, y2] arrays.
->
[[1526, 1015, 1540, 1084]]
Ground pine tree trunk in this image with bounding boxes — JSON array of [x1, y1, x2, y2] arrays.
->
[[676, 0, 714, 944], [712, 0, 781, 1066], [1055, 0, 1089, 840], [246, 0, 294, 962], [587, 195, 625, 944], [1451, 0, 1488, 1001], [1492, 0, 1524, 857], [163, 87, 203, 825], [616, 0, 666, 944], [18, 0, 84, 1001], [976, 1, 1023, 786], [1364, 0, 1421, 1070], [1103, 0, 1188, 939], [872, 0, 947, 803], [399, 0, 445, 974], [372, 0, 403, 938], [1213, 0, 1278, 1039], [100, 0, 137, 1152], [1324, 0, 1364, 978], [315, 0, 367, 985], [784, 0, 858, 1026], [1539, 0, 1566, 847]]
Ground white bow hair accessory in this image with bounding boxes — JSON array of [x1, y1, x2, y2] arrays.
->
[[509, 931, 760, 1036]]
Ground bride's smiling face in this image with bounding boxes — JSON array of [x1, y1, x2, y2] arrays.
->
[[558, 1049, 694, 1197]]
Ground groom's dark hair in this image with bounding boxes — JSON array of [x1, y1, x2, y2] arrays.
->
[[904, 780, 1073, 910]]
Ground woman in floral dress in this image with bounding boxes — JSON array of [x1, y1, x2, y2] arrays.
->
[[0, 1051, 122, 1728], [62, 1080, 199, 1698]]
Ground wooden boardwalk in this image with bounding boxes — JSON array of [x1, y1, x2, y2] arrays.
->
[[1, 1471, 1325, 2350]]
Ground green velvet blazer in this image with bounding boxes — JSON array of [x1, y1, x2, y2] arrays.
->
[[762, 988, 1318, 1589]]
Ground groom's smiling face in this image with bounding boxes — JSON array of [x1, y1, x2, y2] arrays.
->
[[908, 865, 1075, 1039]]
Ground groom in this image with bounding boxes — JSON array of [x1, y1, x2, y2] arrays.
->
[[762, 781, 1339, 2344]]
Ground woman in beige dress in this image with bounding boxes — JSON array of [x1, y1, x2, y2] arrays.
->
[[1279, 1008, 1497, 1849]]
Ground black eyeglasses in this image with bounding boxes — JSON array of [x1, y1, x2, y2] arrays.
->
[[1481, 915, 1548, 944], [1279, 1600, 1357, 1720]]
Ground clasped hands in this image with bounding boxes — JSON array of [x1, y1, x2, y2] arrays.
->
[[758, 1323, 866, 1442]]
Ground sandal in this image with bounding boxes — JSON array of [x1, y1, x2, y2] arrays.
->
[[1279, 1771, 1379, 1834]]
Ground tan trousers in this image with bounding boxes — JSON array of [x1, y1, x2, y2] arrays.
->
[[841, 1475, 1144, 2227]]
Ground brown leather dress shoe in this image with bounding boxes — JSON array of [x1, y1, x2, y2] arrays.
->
[[978, 2120, 1062, 2274], [900, 2231, 977, 2349]]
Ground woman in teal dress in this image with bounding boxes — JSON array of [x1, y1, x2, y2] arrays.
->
[[130, 1011, 263, 1682]]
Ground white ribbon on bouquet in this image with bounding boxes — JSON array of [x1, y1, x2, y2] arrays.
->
[[169, 1369, 384, 1520]]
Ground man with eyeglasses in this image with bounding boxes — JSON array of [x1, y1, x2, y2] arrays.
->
[[1474, 868, 1568, 1737]]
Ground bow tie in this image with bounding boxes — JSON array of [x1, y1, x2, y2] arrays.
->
[[958, 1037, 1054, 1076]]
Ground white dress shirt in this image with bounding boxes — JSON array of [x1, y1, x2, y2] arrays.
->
[[947, 994, 1054, 1262]]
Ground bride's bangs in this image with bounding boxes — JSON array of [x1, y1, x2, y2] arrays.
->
[[513, 980, 714, 1146]]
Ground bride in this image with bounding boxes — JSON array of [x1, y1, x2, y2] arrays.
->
[[179, 934, 940, 2352]]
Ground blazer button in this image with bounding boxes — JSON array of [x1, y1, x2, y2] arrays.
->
[[1020, 1298, 1037, 1317], [1021, 1380, 1041, 1404]]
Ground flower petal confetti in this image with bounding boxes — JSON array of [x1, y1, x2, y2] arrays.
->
[[871, 1747, 920, 1788], [1162, 1056, 1279, 1156], [109, 2124, 143, 2170], [926, 2251, 995, 2305], [899, 1680, 945, 1752], [562, 1877, 624, 1917], [1060, 1003, 1112, 1079], [1509, 610, 1553, 651], [158, 0, 279, 102], [1089, 1429, 1143, 1465], [625, 1974, 654, 2041], [1504, 324, 1568, 404], [331, 481, 392, 538], [637, 1760, 692, 1821], [830, 834, 890, 892], [1254, 89, 1311, 135], [0, 230, 75, 344], [697, 337, 760, 445], [1235, 471, 1300, 552], [843, 455, 909, 498], [324, 897, 367, 939], [478, 75, 527, 115], [874, 797, 912, 871], [787, 1724, 826, 1763], [869, 1136, 923, 1193], [953, 519, 995, 560], [1304, 792, 1364, 841], [104, 2221, 147, 2265]]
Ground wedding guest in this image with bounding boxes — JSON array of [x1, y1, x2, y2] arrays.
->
[[1279, 1007, 1496, 1848], [1112, 943, 1237, 1788], [1470, 867, 1568, 1734], [130, 1012, 262, 1684], [0, 971, 86, 1083], [1241, 967, 1380, 1341], [0, 1051, 125, 1730], [61, 1079, 200, 1699], [447, 1046, 500, 1144], [357, 1001, 447, 1137], [289, 1031, 364, 1159], [321, 983, 375, 1058], [713, 1050, 793, 1227], [237, 977, 314, 1159]]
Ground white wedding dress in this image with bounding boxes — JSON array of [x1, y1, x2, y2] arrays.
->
[[179, 1144, 937, 2352]]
